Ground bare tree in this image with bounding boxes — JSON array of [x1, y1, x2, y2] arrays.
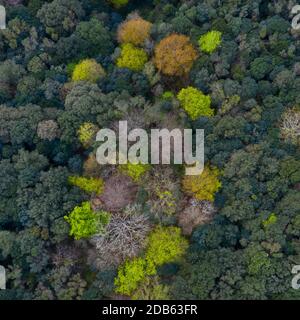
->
[[89, 205, 151, 269], [177, 199, 216, 235], [280, 108, 300, 145]]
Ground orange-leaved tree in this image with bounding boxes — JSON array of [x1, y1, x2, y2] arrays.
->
[[154, 34, 198, 76]]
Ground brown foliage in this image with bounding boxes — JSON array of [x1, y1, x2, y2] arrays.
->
[[92, 174, 138, 212], [177, 199, 216, 235], [154, 34, 198, 76], [117, 16, 152, 46]]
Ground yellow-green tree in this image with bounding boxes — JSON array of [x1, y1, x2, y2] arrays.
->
[[114, 226, 187, 296], [177, 87, 213, 120], [68, 176, 104, 195], [199, 30, 222, 53], [182, 165, 222, 201], [119, 163, 151, 182], [72, 59, 105, 83], [77, 122, 99, 147], [116, 43, 148, 72]]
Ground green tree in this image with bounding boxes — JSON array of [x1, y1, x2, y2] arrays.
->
[[64, 202, 110, 240]]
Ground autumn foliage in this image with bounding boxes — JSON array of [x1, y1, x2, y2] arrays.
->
[[118, 17, 152, 46], [154, 34, 198, 76]]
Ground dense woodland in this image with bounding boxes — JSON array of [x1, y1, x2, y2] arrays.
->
[[0, 0, 299, 300]]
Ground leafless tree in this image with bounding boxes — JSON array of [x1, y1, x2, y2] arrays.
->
[[90, 205, 151, 269], [177, 199, 216, 235], [280, 108, 300, 145]]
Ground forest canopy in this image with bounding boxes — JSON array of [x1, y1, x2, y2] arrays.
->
[[0, 0, 299, 301]]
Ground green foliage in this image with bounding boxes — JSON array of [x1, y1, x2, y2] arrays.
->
[[246, 245, 271, 275], [75, 18, 113, 56], [114, 226, 187, 296], [145, 226, 188, 269], [64, 202, 110, 240], [199, 30, 222, 53], [114, 258, 147, 296], [116, 43, 148, 72], [68, 176, 104, 195], [177, 87, 213, 120]]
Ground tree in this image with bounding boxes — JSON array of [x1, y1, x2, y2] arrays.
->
[[77, 122, 99, 147], [96, 174, 138, 213], [199, 30, 222, 54], [117, 15, 152, 46], [91, 205, 151, 268], [280, 108, 300, 145], [132, 276, 170, 300], [119, 163, 151, 182], [75, 18, 113, 56], [115, 257, 147, 296], [72, 59, 106, 83], [154, 34, 198, 76], [64, 202, 110, 240], [68, 176, 105, 195], [177, 86, 213, 120], [37, 120, 60, 141], [145, 226, 188, 271], [182, 165, 222, 201], [114, 226, 187, 296], [116, 44, 148, 72], [37, 0, 84, 40], [178, 200, 216, 235]]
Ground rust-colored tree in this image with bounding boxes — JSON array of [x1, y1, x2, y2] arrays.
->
[[154, 34, 198, 77]]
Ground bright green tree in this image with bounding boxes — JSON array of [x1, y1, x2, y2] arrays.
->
[[64, 202, 110, 240], [114, 226, 187, 296]]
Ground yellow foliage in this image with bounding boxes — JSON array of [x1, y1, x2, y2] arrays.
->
[[154, 34, 198, 76], [118, 17, 152, 46], [182, 165, 222, 201], [77, 122, 99, 147], [116, 43, 148, 71], [72, 59, 105, 83]]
